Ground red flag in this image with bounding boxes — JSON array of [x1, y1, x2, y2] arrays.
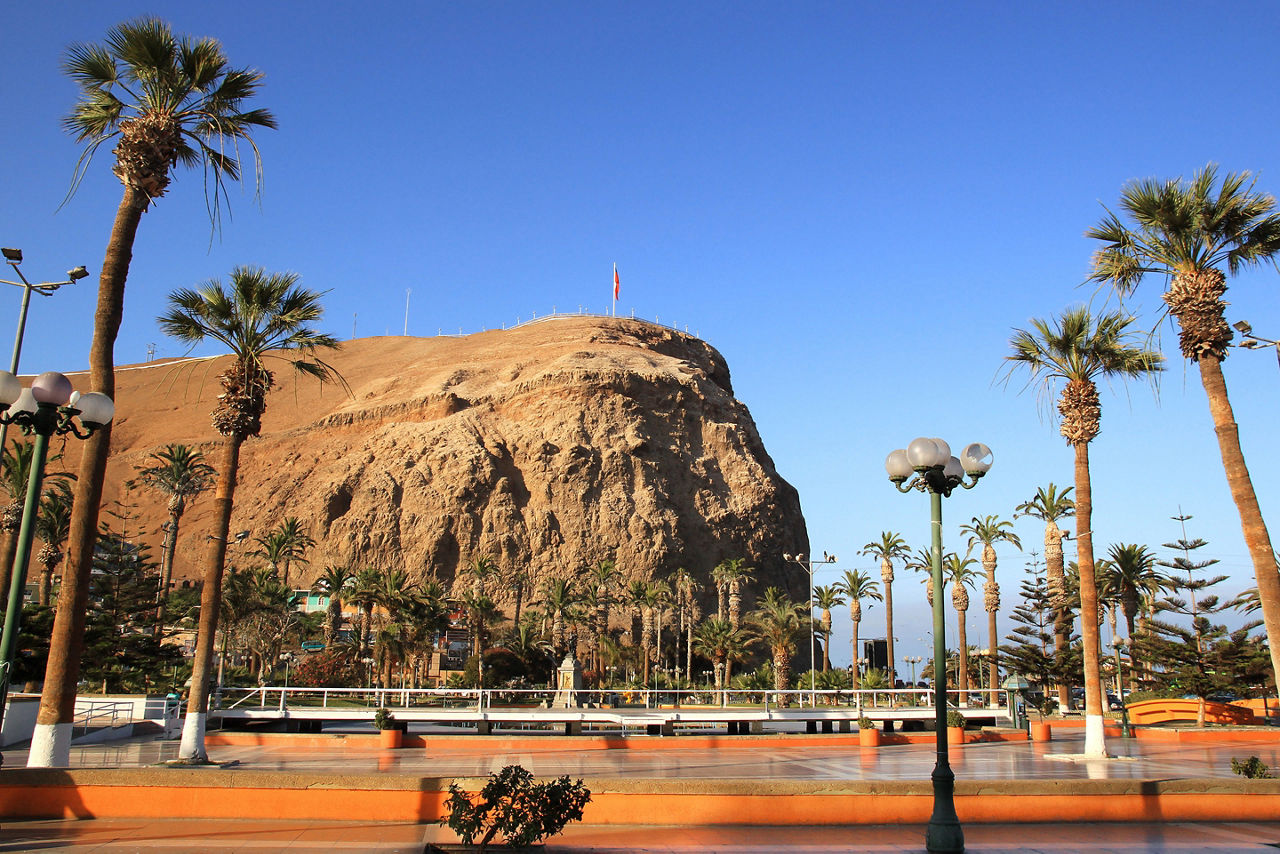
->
[[613, 266, 620, 301]]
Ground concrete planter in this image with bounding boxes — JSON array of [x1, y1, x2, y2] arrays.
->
[[1030, 722, 1052, 742], [858, 727, 881, 748], [379, 728, 403, 749], [946, 726, 965, 746]]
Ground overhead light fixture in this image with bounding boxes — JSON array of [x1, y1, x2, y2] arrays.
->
[[68, 266, 88, 281], [1234, 320, 1253, 335], [1, 248, 22, 263]]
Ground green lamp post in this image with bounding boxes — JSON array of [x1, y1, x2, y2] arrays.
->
[[886, 437, 992, 854], [0, 370, 113, 751]]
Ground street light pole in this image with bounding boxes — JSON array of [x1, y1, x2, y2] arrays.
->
[[784, 551, 836, 707], [1234, 320, 1280, 371], [0, 371, 113, 750], [0, 249, 88, 451], [886, 437, 993, 854]]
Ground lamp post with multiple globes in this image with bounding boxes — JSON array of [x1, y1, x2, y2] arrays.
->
[[0, 371, 113, 745], [886, 436, 993, 854], [783, 551, 837, 708]]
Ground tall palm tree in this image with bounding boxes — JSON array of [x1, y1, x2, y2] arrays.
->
[[960, 515, 1022, 696], [539, 578, 579, 660], [834, 569, 880, 690], [34, 483, 74, 609], [135, 444, 215, 635], [310, 565, 354, 647], [1, 441, 72, 613], [1101, 543, 1167, 688], [35, 19, 275, 768], [672, 568, 702, 686], [812, 585, 845, 672], [347, 566, 383, 655], [465, 555, 499, 597], [749, 588, 806, 697], [1014, 484, 1076, 709], [158, 266, 340, 762], [860, 532, 909, 682], [1089, 165, 1280, 690], [1006, 306, 1163, 757], [587, 559, 620, 671], [639, 580, 671, 685], [944, 554, 980, 702], [271, 517, 313, 587], [693, 617, 753, 703], [712, 558, 753, 629]]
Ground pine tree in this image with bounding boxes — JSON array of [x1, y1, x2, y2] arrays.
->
[[1000, 553, 1058, 714]]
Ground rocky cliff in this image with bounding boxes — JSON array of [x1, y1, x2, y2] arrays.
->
[[78, 316, 809, 607]]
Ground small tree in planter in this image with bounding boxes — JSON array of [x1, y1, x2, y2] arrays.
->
[[946, 710, 966, 729], [857, 715, 880, 747], [374, 708, 402, 747], [441, 765, 591, 853]]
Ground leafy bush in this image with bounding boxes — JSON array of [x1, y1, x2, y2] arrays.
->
[[857, 716, 875, 729], [292, 649, 358, 688], [442, 764, 591, 852], [374, 708, 395, 731], [1231, 756, 1273, 779], [946, 710, 966, 729]]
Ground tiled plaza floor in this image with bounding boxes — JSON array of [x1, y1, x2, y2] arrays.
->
[[4, 728, 1280, 851]]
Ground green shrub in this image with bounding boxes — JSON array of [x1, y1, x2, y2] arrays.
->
[[442, 764, 591, 852], [1231, 756, 1273, 779], [374, 708, 395, 731], [946, 710, 966, 729], [857, 716, 875, 730]]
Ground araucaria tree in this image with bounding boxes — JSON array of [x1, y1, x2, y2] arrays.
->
[[32, 17, 275, 768], [1006, 306, 1163, 757], [1088, 165, 1280, 694], [159, 267, 340, 762]]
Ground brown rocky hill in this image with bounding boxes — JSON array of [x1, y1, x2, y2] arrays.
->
[[64, 316, 809, 609]]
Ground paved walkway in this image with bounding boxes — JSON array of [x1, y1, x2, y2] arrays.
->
[[3, 817, 1280, 852], [4, 727, 1280, 851]]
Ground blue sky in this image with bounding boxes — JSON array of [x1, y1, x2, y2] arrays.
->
[[4, 2, 1280, 667]]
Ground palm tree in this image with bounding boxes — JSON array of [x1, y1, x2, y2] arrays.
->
[[834, 569, 880, 690], [638, 580, 671, 685], [271, 517, 313, 587], [1, 441, 72, 613], [1015, 484, 1076, 709], [749, 588, 806, 697], [960, 515, 1022, 696], [811, 585, 845, 672], [539, 578, 579, 660], [860, 532, 909, 682], [672, 568, 702, 686], [1089, 165, 1280, 691], [347, 566, 383, 655], [35, 20, 275, 768], [692, 617, 753, 703], [587, 559, 620, 671], [1101, 543, 1167, 688], [712, 558, 753, 629], [34, 482, 74, 608], [1006, 306, 1163, 756], [465, 555, 499, 597], [459, 590, 502, 687], [944, 554, 980, 702], [135, 444, 215, 635], [158, 266, 340, 762], [310, 565, 354, 647]]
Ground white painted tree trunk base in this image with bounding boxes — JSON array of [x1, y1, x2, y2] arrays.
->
[[179, 711, 208, 762], [1084, 713, 1109, 758], [27, 722, 72, 768]]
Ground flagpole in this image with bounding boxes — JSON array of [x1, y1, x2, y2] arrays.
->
[[612, 263, 616, 317]]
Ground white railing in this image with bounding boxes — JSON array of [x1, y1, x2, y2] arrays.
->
[[211, 685, 1010, 714], [73, 700, 134, 736]]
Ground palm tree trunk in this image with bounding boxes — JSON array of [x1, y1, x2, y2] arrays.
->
[[154, 508, 181, 638], [956, 611, 969, 702], [1044, 521, 1071, 710], [179, 432, 244, 762], [881, 559, 895, 684], [30, 187, 146, 768], [1198, 355, 1280, 695], [987, 607, 999, 698], [851, 617, 861, 691], [1074, 441, 1107, 758], [0, 525, 18, 615]]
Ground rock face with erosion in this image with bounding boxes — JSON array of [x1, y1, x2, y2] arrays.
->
[[81, 317, 809, 606]]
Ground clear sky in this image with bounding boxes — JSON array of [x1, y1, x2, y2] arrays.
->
[[4, 2, 1280, 668]]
